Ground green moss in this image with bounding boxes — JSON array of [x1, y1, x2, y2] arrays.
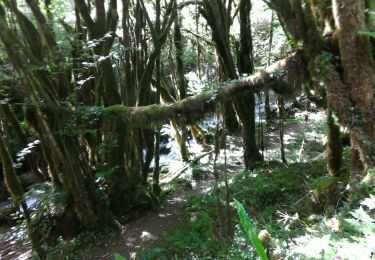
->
[[231, 160, 325, 214], [312, 176, 340, 198]]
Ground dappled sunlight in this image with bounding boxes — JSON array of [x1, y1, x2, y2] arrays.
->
[[0, 230, 31, 260], [0, 0, 373, 258]]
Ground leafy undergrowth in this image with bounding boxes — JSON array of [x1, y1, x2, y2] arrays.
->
[[142, 166, 375, 259], [283, 195, 375, 259], [139, 159, 331, 259], [139, 114, 375, 259]]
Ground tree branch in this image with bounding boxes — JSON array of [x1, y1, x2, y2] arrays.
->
[[103, 51, 307, 127]]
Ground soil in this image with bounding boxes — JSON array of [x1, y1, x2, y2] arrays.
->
[[0, 225, 31, 260], [90, 175, 216, 259]]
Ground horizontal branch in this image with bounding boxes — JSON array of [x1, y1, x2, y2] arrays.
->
[[102, 51, 307, 128]]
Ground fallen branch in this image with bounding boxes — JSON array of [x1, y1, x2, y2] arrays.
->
[[102, 51, 307, 128]]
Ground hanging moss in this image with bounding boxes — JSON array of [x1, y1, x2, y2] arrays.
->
[[101, 52, 307, 130]]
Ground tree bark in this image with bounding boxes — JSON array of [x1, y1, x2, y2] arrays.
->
[[332, 0, 375, 169], [236, 0, 263, 169]]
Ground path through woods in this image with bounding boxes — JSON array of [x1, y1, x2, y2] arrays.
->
[[0, 111, 324, 259]]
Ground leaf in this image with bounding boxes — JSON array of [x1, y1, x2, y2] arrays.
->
[[360, 195, 375, 210], [114, 253, 127, 260], [234, 199, 268, 260]]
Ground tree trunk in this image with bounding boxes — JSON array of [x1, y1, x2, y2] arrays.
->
[[278, 97, 287, 164], [237, 0, 263, 169], [326, 107, 343, 176], [332, 0, 375, 169], [174, 8, 189, 161], [265, 11, 274, 122]]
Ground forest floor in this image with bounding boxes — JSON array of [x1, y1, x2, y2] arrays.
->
[[88, 111, 323, 259], [90, 172, 217, 259], [0, 110, 325, 260], [0, 225, 31, 259]]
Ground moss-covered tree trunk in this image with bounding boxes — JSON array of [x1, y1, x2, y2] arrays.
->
[[0, 0, 119, 235], [174, 8, 189, 162], [200, 0, 239, 134], [271, 0, 375, 170], [332, 0, 375, 170], [326, 106, 343, 176], [152, 0, 162, 195], [236, 0, 263, 169], [201, 0, 262, 168], [265, 11, 274, 122]]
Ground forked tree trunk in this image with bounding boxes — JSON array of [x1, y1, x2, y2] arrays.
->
[[200, 0, 240, 134]]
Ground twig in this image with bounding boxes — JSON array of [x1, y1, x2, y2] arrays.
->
[[292, 191, 313, 206]]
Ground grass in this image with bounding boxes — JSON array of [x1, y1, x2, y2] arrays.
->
[[141, 155, 332, 258], [139, 112, 375, 259]]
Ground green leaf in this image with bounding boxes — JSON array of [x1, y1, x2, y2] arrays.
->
[[114, 253, 127, 260], [234, 199, 268, 260]]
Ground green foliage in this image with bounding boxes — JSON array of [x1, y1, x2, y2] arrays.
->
[[361, 194, 375, 210], [75, 106, 102, 135], [191, 162, 208, 180], [281, 196, 375, 259], [358, 30, 375, 38], [114, 253, 127, 260], [59, 106, 103, 137], [46, 229, 118, 259], [94, 164, 119, 180], [28, 184, 69, 243], [140, 208, 220, 259], [311, 175, 341, 198], [99, 133, 118, 155], [162, 211, 219, 258], [231, 160, 325, 217], [234, 199, 268, 260], [183, 193, 217, 215]]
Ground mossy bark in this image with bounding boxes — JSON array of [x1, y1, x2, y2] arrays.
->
[[264, 12, 275, 122], [270, 0, 375, 170], [237, 0, 263, 169], [332, 0, 375, 169], [102, 51, 307, 129], [0, 1, 120, 235], [174, 8, 189, 161], [326, 107, 343, 176], [200, 0, 240, 133]]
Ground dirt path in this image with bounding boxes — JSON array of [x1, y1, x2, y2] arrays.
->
[[90, 175, 216, 260], [0, 175, 216, 260], [0, 226, 31, 260]]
